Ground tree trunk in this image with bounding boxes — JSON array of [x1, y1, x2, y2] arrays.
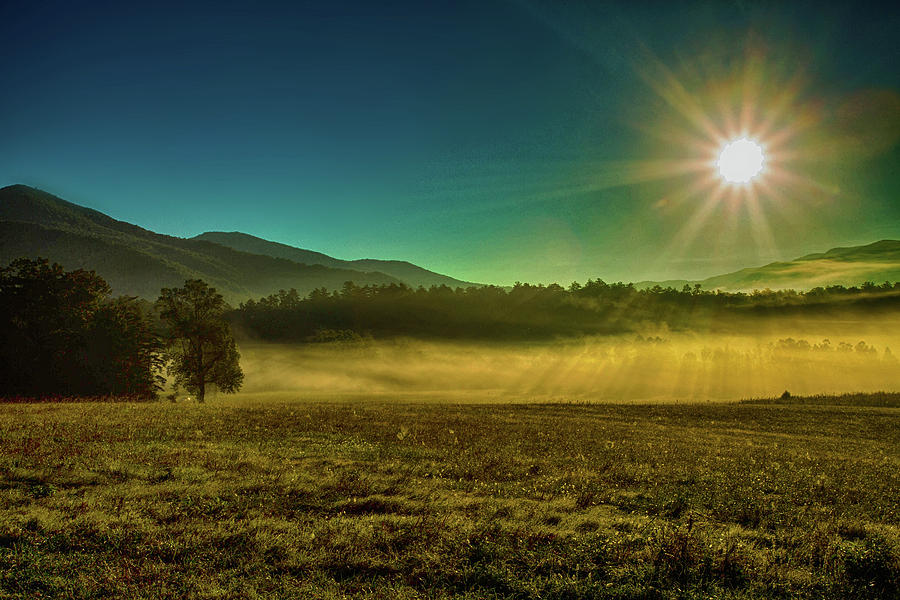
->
[[196, 344, 205, 402]]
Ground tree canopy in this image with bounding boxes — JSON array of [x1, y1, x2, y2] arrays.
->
[[231, 278, 900, 342], [156, 279, 243, 402], [0, 258, 163, 399]]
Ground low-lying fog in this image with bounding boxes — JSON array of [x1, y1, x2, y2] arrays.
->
[[232, 317, 900, 403], [227, 320, 900, 402]]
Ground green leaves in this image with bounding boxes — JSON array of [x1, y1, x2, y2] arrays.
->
[[0, 258, 162, 399], [156, 279, 243, 402]]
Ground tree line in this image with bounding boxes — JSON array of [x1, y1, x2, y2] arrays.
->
[[0, 258, 242, 401], [5, 256, 898, 399], [232, 278, 900, 342]]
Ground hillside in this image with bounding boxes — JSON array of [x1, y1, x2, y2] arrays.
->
[[193, 231, 479, 289], [637, 240, 900, 292], [4, 185, 897, 300], [0, 185, 402, 302], [700, 240, 900, 291]]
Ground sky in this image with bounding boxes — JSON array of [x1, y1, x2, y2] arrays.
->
[[2, 0, 898, 285]]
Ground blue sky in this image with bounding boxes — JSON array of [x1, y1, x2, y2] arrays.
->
[[2, 0, 898, 285]]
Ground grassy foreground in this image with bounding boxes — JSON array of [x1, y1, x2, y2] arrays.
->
[[0, 395, 898, 599]]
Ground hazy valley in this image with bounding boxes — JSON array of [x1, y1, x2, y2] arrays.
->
[[2, 185, 898, 598], [5, 0, 900, 596]]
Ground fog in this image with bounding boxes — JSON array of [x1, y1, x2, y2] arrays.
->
[[233, 317, 900, 403]]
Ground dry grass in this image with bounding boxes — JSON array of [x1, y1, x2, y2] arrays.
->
[[0, 395, 898, 598]]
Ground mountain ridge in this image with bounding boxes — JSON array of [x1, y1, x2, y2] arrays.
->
[[636, 239, 900, 292], [0, 185, 404, 302], [3, 184, 898, 299], [192, 231, 479, 289]]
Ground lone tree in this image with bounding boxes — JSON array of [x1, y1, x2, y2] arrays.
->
[[156, 279, 243, 402]]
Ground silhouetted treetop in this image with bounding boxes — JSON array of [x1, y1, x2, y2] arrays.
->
[[231, 277, 900, 342], [0, 258, 163, 399], [157, 279, 243, 403]]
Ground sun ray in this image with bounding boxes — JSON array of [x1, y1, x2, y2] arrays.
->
[[753, 73, 807, 140], [766, 167, 839, 197], [613, 34, 851, 283], [743, 186, 779, 262], [656, 182, 729, 274], [634, 48, 725, 143], [653, 168, 721, 212], [738, 46, 764, 135]]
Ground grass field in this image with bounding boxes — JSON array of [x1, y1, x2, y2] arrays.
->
[[1, 393, 898, 599]]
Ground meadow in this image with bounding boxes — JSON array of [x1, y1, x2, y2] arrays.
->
[[1, 391, 898, 599]]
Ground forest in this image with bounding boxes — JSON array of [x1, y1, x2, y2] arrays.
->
[[0, 258, 163, 399], [231, 279, 900, 342], [5, 256, 899, 400], [0, 259, 241, 401]]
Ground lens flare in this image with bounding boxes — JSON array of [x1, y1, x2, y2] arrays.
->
[[608, 37, 845, 276], [717, 138, 765, 183]]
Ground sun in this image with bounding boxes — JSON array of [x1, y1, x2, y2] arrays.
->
[[716, 138, 765, 184]]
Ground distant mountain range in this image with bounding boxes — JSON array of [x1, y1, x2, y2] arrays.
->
[[0, 185, 472, 302], [192, 231, 478, 290], [2, 184, 898, 300], [637, 239, 900, 292]]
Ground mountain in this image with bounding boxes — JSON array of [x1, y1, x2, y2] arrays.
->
[[193, 231, 479, 289], [4, 184, 896, 301], [637, 240, 900, 292], [0, 185, 403, 302]]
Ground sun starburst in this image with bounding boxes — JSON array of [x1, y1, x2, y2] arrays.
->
[[610, 36, 848, 274], [717, 138, 765, 184]]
